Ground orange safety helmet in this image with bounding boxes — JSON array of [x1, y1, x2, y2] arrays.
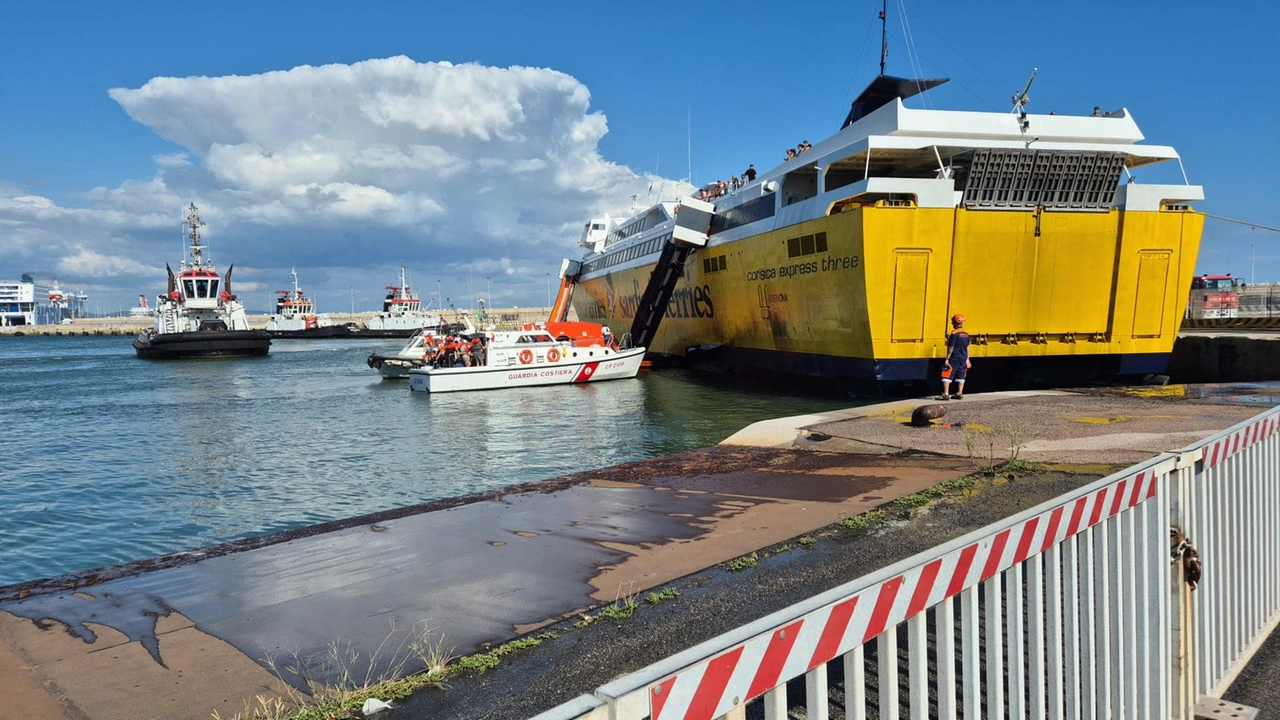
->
[[951, 313, 966, 326]]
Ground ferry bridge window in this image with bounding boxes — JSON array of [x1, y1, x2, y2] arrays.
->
[[183, 280, 196, 298], [702, 256, 729, 273], [787, 232, 829, 258], [209, 280, 219, 297]]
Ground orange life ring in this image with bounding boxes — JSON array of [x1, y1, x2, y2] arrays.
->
[[546, 348, 560, 363], [518, 349, 534, 364]]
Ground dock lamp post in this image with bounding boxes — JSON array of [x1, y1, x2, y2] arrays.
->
[[487, 276, 491, 309], [546, 272, 551, 308]]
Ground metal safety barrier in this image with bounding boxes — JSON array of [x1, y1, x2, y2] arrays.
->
[[536, 405, 1280, 720]]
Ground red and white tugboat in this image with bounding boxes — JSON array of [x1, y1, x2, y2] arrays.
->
[[361, 266, 447, 338], [133, 203, 271, 359], [264, 268, 356, 338], [407, 321, 644, 393]]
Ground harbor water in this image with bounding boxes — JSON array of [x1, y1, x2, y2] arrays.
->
[[0, 336, 849, 587]]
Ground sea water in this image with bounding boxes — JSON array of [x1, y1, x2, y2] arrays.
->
[[0, 336, 849, 586]]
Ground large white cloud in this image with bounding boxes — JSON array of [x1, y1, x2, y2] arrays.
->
[[0, 57, 691, 309]]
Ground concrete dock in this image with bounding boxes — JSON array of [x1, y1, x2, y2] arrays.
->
[[0, 308, 559, 337], [0, 386, 1273, 719]]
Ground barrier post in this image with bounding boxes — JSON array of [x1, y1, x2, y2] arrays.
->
[[1170, 451, 1198, 720]]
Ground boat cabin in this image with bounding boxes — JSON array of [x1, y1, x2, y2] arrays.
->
[[274, 290, 314, 316], [382, 285, 421, 313], [178, 269, 223, 310]]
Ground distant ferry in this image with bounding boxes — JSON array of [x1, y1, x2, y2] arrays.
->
[[568, 68, 1203, 393]]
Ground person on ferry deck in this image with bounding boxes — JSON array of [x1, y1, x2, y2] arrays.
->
[[743, 164, 757, 182]]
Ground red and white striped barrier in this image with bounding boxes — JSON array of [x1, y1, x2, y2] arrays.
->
[[1201, 414, 1278, 470], [649, 467, 1163, 720], [542, 406, 1280, 720]]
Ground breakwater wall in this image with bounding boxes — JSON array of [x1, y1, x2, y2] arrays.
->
[[0, 307, 562, 337]]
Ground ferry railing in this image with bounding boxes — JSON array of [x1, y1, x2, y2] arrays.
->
[[538, 405, 1280, 719]]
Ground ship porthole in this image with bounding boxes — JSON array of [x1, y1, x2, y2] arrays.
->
[[589, 351, 594, 356]]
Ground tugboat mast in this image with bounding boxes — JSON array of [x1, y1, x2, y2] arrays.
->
[[184, 203, 208, 270]]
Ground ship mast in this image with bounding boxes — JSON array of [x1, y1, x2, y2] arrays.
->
[[879, 0, 888, 76], [184, 203, 208, 270]]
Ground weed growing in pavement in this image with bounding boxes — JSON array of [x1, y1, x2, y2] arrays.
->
[[797, 536, 816, 548], [645, 588, 681, 605], [598, 596, 639, 620], [724, 552, 759, 571], [213, 619, 453, 720], [453, 637, 543, 675], [1001, 458, 1038, 475], [839, 509, 889, 532], [963, 424, 1033, 477], [939, 476, 978, 491]]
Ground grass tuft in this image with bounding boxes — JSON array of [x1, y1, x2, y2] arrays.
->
[[645, 588, 680, 605], [453, 637, 543, 676], [724, 552, 759, 571], [839, 509, 888, 532]]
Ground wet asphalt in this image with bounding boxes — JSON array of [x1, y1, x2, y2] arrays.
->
[[389, 468, 1110, 719]]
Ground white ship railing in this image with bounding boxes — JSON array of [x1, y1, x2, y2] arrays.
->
[[536, 405, 1280, 719]]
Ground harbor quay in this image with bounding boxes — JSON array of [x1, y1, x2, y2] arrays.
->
[[0, 307, 558, 337], [0, 386, 1273, 719]]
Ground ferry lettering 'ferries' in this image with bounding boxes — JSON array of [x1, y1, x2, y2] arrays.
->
[[133, 204, 271, 360], [563, 66, 1204, 393], [407, 321, 644, 393]]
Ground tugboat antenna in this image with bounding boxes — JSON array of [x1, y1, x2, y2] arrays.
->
[[185, 203, 207, 268], [879, 0, 888, 76]]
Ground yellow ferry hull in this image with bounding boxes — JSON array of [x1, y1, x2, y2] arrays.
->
[[573, 204, 1203, 392]]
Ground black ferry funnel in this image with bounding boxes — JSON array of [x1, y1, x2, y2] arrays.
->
[[166, 263, 175, 295], [842, 75, 949, 129], [225, 264, 234, 296]]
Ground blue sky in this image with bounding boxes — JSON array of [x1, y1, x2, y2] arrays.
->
[[2, 0, 1277, 313]]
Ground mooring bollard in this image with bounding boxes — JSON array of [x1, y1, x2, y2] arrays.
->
[[910, 403, 947, 427]]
